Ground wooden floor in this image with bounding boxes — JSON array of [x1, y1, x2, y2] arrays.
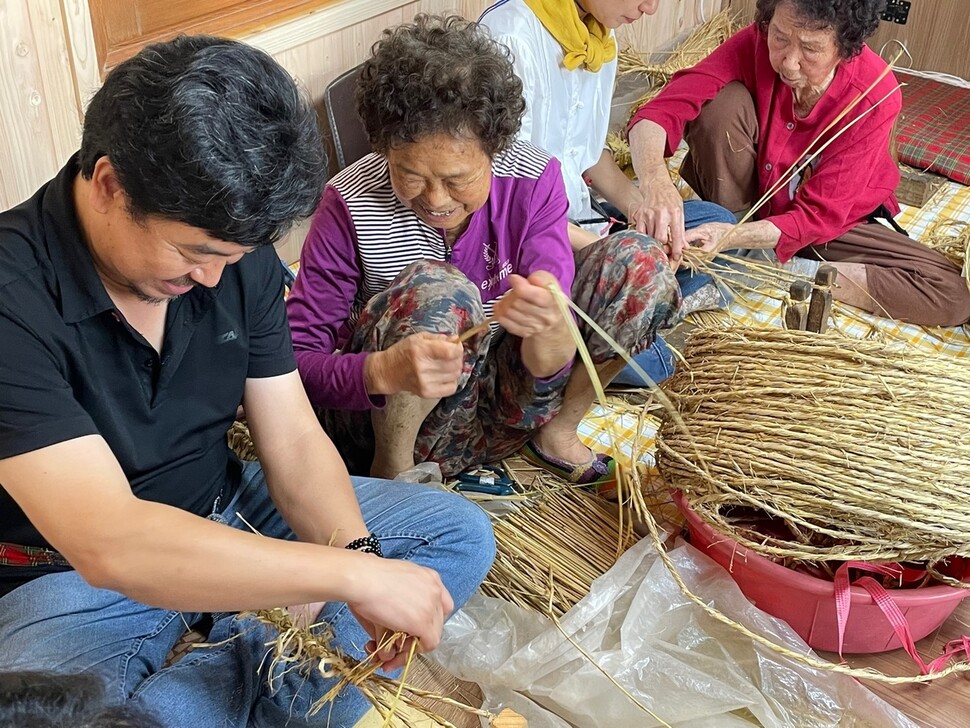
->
[[405, 656, 483, 728], [818, 597, 970, 728]]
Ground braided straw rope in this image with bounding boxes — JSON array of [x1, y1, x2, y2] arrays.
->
[[657, 326, 970, 567], [227, 420, 257, 461], [248, 608, 494, 727]]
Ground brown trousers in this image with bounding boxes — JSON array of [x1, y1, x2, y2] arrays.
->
[[680, 82, 970, 327]]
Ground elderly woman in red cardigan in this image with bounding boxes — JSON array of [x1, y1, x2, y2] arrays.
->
[[628, 0, 970, 327]]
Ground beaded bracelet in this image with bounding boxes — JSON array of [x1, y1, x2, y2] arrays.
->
[[344, 535, 383, 558]]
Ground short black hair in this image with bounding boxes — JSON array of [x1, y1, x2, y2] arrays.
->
[[755, 0, 887, 58], [79, 35, 327, 247], [356, 15, 525, 157], [0, 671, 163, 727]]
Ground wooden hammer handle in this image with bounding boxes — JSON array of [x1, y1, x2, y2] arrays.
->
[[806, 265, 837, 334], [784, 279, 812, 331]]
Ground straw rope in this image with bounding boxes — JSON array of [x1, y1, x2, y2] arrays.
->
[[227, 420, 257, 461], [247, 608, 494, 727], [657, 326, 970, 566], [539, 279, 970, 683], [922, 218, 970, 288]]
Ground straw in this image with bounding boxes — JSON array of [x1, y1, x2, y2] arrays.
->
[[617, 9, 740, 121], [657, 326, 970, 566], [922, 219, 970, 288]]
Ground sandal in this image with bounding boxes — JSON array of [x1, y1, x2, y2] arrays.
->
[[520, 440, 617, 499]]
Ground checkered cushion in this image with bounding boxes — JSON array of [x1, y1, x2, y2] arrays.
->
[[896, 72, 970, 186]]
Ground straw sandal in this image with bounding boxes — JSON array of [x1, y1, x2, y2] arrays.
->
[[520, 440, 617, 499]]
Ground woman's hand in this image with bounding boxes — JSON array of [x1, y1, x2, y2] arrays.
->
[[346, 556, 454, 670], [495, 271, 576, 378], [684, 221, 738, 256], [629, 175, 686, 269], [364, 332, 464, 398], [493, 271, 566, 340]]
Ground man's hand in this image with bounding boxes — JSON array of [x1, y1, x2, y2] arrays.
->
[[493, 271, 565, 340], [364, 332, 464, 397], [630, 175, 687, 269], [346, 555, 454, 671]]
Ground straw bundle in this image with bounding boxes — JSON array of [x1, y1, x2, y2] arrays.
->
[[617, 9, 739, 122], [607, 10, 738, 175], [606, 131, 632, 174], [250, 608, 492, 727], [657, 326, 970, 566], [481, 483, 641, 616], [922, 218, 970, 288], [221, 425, 496, 725]]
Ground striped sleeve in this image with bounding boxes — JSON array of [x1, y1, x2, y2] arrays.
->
[[287, 184, 382, 411]]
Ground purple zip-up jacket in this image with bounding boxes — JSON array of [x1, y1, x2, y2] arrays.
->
[[287, 141, 573, 411]]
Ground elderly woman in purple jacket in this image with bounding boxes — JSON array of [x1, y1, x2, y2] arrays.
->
[[286, 15, 678, 493]]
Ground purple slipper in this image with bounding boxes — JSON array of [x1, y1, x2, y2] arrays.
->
[[520, 440, 617, 498]]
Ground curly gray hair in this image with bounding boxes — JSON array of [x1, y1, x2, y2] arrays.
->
[[755, 0, 886, 59], [356, 14, 526, 157]]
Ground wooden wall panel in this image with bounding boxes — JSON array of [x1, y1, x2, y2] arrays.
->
[[87, 0, 339, 73], [867, 3, 970, 80], [1, 0, 725, 261], [724, 0, 970, 79], [0, 1, 84, 209], [617, 0, 722, 52]]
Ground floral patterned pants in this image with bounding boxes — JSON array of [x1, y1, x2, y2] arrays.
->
[[321, 231, 679, 477]]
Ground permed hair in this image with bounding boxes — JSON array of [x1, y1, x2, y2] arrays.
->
[[355, 15, 525, 157], [755, 0, 887, 59], [79, 35, 327, 247]]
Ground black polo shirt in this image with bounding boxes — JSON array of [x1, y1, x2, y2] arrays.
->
[[0, 155, 296, 596]]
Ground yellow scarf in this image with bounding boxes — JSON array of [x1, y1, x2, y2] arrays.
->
[[524, 0, 617, 72]]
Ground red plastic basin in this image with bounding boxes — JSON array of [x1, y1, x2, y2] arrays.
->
[[674, 491, 968, 654]]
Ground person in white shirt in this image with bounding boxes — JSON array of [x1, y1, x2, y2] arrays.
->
[[480, 0, 736, 385]]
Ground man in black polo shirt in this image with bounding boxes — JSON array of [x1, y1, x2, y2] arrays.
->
[[0, 36, 495, 727]]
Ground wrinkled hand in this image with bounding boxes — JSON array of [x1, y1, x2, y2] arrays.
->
[[366, 332, 463, 398], [347, 556, 454, 671], [684, 222, 736, 257], [493, 271, 565, 339], [629, 176, 686, 270]]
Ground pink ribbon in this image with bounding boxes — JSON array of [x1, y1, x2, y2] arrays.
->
[[834, 561, 970, 674]]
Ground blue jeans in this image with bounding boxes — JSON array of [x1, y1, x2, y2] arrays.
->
[[614, 200, 737, 386], [0, 462, 496, 727]]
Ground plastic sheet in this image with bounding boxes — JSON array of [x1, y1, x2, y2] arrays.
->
[[433, 540, 916, 727]]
